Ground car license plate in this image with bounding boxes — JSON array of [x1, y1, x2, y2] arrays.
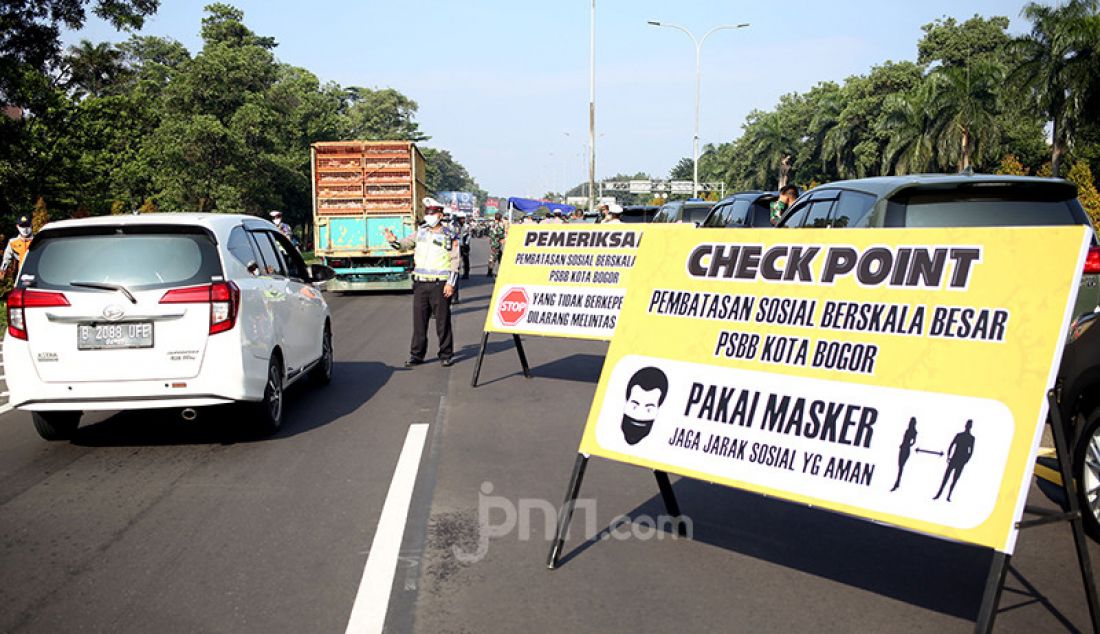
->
[[77, 322, 154, 350]]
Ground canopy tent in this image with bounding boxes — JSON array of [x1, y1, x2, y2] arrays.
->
[[507, 197, 575, 215]]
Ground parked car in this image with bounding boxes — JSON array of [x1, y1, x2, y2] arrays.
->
[[775, 174, 1099, 318], [775, 173, 1100, 539], [1033, 305, 1100, 543], [653, 199, 715, 225], [4, 214, 336, 440], [619, 205, 661, 223], [701, 191, 779, 228]]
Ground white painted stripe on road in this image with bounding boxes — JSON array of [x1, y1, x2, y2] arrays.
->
[[0, 404, 12, 416], [345, 423, 429, 634]]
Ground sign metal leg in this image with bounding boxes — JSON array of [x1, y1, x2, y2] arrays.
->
[[1047, 391, 1100, 632], [547, 453, 589, 570], [654, 470, 687, 537], [975, 550, 1010, 633], [513, 334, 532, 378], [470, 332, 490, 387]]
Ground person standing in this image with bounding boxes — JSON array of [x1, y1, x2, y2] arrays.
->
[[1, 215, 34, 278], [455, 215, 471, 279], [487, 212, 507, 277], [269, 211, 297, 247], [603, 204, 624, 224], [384, 198, 460, 368], [543, 210, 564, 224], [769, 185, 800, 226]]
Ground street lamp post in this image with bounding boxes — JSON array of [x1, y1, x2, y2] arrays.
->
[[565, 131, 604, 205], [648, 20, 748, 198], [589, 0, 597, 214]]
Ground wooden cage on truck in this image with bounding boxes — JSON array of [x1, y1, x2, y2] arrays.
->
[[311, 141, 428, 291]]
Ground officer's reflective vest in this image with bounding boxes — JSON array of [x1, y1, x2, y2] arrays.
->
[[8, 236, 31, 268], [413, 227, 455, 281]]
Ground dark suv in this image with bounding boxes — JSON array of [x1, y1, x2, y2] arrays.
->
[[777, 174, 1099, 318], [702, 191, 778, 228], [653, 199, 714, 225], [778, 173, 1100, 538]]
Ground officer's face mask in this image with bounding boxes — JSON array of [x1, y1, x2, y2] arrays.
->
[[425, 213, 441, 228], [18, 226, 31, 238]]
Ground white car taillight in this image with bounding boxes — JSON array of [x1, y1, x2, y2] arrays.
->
[[160, 281, 240, 335], [7, 288, 70, 340]]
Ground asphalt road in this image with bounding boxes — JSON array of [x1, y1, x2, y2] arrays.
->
[[1, 238, 1098, 633]]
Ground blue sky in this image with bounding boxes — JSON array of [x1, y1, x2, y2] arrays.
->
[[64, 0, 1031, 198]]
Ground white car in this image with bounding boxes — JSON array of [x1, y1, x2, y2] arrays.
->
[[4, 214, 335, 440]]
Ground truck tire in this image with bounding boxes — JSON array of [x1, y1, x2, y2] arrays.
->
[[32, 411, 81, 441]]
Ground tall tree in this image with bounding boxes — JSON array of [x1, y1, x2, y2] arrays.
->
[[669, 157, 693, 180], [0, 0, 158, 106], [918, 15, 1014, 68], [742, 110, 796, 189], [879, 87, 936, 175], [926, 60, 1003, 172], [1011, 0, 1100, 176], [342, 87, 428, 142], [64, 39, 126, 99], [146, 3, 281, 213]]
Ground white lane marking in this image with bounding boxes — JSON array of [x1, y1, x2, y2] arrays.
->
[[345, 423, 429, 634], [0, 404, 12, 416]]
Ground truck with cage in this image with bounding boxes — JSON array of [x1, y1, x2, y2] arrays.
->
[[311, 140, 427, 291]]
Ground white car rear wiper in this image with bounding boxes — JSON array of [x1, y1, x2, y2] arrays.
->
[[70, 281, 138, 304]]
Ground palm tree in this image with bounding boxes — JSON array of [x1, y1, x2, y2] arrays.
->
[[821, 117, 861, 180], [1011, 0, 1100, 177], [925, 60, 1002, 173], [806, 84, 845, 180], [65, 40, 126, 99], [880, 89, 936, 175], [743, 110, 795, 189]]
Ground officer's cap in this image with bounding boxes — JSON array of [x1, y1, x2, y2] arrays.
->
[[16, 215, 30, 227], [423, 197, 445, 211]]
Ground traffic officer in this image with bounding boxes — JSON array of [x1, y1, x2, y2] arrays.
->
[[269, 211, 296, 246], [1, 215, 34, 278], [384, 198, 460, 368], [603, 203, 624, 224], [454, 213, 471, 279]]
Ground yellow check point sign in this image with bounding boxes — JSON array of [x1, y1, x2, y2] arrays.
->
[[483, 224, 647, 340], [575, 225, 1088, 554], [472, 224, 660, 387]]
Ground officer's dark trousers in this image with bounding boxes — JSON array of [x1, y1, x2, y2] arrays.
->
[[460, 246, 470, 278], [411, 280, 453, 361]]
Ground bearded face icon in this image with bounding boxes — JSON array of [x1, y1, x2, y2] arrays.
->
[[621, 367, 669, 445]]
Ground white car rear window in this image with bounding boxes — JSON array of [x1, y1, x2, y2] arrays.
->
[[21, 227, 222, 291]]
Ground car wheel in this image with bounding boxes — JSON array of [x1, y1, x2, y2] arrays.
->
[[311, 323, 333, 386], [32, 411, 81, 441], [1073, 407, 1100, 542], [253, 355, 285, 435]]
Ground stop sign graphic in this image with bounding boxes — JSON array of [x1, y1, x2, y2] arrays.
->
[[497, 287, 530, 327]]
